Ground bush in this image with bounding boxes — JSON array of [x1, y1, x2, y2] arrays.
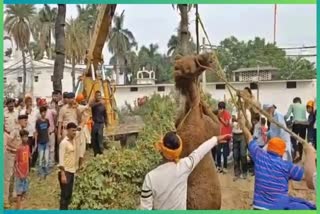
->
[[70, 94, 176, 209]]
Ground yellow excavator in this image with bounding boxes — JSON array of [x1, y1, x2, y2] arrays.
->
[[75, 4, 143, 146]]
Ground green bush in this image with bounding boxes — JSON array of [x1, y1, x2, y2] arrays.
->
[[70, 94, 176, 209]]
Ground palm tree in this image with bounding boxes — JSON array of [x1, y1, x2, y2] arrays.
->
[[65, 18, 88, 91], [53, 4, 66, 92], [172, 4, 196, 56], [4, 4, 36, 96], [76, 4, 98, 40], [167, 35, 178, 56], [108, 10, 136, 84], [38, 4, 57, 59], [139, 43, 160, 70]]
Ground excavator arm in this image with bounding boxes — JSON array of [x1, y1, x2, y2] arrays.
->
[[85, 4, 117, 76], [77, 4, 118, 129]]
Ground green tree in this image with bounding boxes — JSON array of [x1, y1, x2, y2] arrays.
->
[[38, 4, 57, 59], [76, 4, 99, 40], [108, 11, 136, 84], [65, 18, 89, 91], [4, 4, 36, 96], [215, 36, 315, 80], [167, 33, 197, 58], [172, 5, 196, 56]]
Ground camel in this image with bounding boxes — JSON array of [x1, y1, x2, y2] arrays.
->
[[174, 53, 222, 209]]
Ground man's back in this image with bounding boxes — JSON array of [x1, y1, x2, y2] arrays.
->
[[144, 161, 190, 210], [248, 140, 304, 210]]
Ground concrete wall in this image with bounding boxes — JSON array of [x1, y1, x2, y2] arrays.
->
[[115, 80, 316, 115]]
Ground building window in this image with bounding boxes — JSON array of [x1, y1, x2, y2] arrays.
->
[[51, 75, 53, 82], [250, 83, 258, 90], [34, 76, 39, 82], [17, 76, 22, 83], [286, 81, 297, 89], [158, 86, 165, 92], [216, 84, 225, 90], [4, 77, 7, 84], [130, 87, 138, 92]]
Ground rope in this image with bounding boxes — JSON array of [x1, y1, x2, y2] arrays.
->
[[195, 13, 309, 146], [195, 59, 308, 146]]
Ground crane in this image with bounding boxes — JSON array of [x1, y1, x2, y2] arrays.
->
[[75, 4, 143, 145]]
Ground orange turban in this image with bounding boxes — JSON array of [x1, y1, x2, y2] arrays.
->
[[76, 94, 85, 103], [267, 137, 286, 156], [155, 134, 183, 163], [307, 100, 314, 108]]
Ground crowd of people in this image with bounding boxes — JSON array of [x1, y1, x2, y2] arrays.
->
[[3, 86, 317, 210], [140, 87, 317, 210], [4, 90, 107, 209]]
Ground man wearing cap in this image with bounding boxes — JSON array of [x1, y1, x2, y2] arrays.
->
[[4, 115, 28, 208], [238, 115, 316, 210], [58, 92, 81, 142], [263, 104, 292, 162]]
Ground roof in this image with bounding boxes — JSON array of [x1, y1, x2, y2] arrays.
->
[[4, 50, 86, 75], [232, 66, 279, 73]]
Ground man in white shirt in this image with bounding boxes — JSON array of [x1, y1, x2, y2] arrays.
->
[[140, 132, 231, 210]]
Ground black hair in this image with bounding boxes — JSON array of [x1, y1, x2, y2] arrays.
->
[[19, 129, 29, 137], [218, 101, 226, 109], [261, 117, 266, 125], [293, 97, 301, 104], [244, 87, 252, 95], [63, 92, 68, 98], [163, 131, 180, 150], [95, 90, 101, 94], [52, 91, 59, 95], [39, 106, 47, 113], [66, 122, 78, 129], [253, 113, 260, 121], [6, 98, 15, 105], [18, 114, 28, 120]]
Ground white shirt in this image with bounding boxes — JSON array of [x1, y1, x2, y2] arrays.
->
[[20, 107, 38, 137], [232, 109, 251, 134], [140, 136, 218, 210]]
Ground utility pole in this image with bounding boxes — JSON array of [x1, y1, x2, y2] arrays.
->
[[195, 4, 200, 54], [273, 4, 277, 45], [257, 64, 260, 102], [202, 37, 207, 92]]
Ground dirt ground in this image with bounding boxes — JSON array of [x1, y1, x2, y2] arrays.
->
[[8, 153, 316, 210]]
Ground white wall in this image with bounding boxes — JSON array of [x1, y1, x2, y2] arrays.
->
[[114, 80, 316, 115]]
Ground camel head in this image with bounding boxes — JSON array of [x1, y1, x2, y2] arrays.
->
[[173, 53, 215, 94], [173, 53, 215, 80]]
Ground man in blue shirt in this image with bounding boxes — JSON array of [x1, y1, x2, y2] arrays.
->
[[263, 104, 292, 162], [238, 115, 316, 210]]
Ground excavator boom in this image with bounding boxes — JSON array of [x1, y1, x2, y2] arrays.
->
[[77, 4, 118, 130], [85, 4, 117, 75]]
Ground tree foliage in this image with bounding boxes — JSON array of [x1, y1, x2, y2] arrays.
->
[[216, 36, 316, 80], [71, 94, 176, 209]]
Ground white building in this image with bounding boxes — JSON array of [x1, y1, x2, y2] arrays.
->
[[232, 66, 279, 82], [4, 53, 316, 115], [4, 51, 84, 99], [114, 79, 316, 115]]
